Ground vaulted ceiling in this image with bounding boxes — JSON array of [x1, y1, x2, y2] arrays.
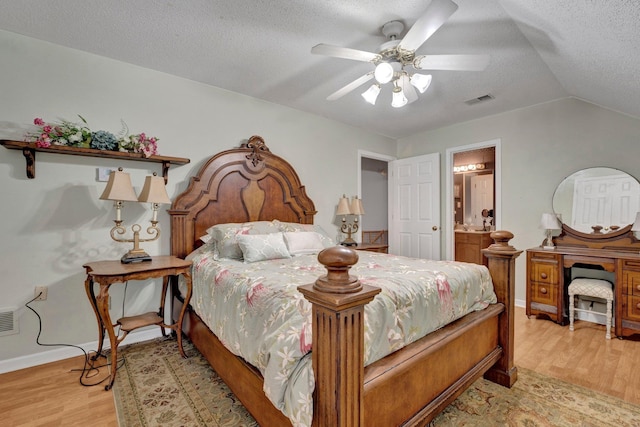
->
[[1, 0, 638, 139]]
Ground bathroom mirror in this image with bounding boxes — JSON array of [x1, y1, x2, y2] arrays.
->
[[552, 167, 640, 234]]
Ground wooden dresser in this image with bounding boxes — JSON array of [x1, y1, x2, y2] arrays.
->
[[455, 230, 493, 266], [526, 225, 640, 338]]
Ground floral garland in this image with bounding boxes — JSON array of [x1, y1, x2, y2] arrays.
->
[[26, 116, 159, 157]]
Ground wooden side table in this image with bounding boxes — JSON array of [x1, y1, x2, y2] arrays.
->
[[83, 255, 193, 390]]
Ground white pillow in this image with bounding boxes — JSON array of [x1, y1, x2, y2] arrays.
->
[[237, 232, 291, 263], [275, 222, 335, 248], [284, 231, 326, 256]]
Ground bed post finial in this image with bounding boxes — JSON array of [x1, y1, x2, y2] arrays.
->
[[486, 230, 516, 251], [313, 246, 362, 293]]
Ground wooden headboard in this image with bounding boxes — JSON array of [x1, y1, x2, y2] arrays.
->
[[168, 136, 317, 258]]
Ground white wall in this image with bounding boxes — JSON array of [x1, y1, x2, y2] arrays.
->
[[0, 30, 395, 367], [397, 97, 640, 304]]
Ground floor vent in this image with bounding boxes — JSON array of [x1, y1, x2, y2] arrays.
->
[[0, 308, 18, 337], [465, 94, 495, 105]]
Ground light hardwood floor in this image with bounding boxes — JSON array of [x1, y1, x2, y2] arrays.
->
[[1, 307, 639, 425]]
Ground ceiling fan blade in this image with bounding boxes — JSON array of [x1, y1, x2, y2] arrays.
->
[[311, 43, 379, 62], [327, 72, 374, 101], [398, 74, 419, 104], [398, 0, 458, 52], [414, 54, 490, 71]]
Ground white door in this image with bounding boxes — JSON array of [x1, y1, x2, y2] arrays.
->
[[470, 174, 494, 227], [389, 153, 440, 259]]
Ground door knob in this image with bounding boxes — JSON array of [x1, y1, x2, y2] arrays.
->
[[432, 226, 438, 231]]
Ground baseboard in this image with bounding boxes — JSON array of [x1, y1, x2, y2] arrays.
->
[[0, 328, 164, 374]]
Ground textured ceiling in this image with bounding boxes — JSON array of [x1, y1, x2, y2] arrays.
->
[[0, 0, 638, 139]]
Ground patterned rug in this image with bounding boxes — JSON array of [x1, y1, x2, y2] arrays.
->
[[112, 337, 640, 427]]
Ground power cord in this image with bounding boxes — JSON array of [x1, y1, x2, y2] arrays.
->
[[25, 288, 126, 387]]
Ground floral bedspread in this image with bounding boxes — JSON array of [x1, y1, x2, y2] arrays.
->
[[182, 247, 496, 427]]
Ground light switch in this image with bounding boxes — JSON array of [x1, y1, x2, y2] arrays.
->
[[97, 167, 114, 182]]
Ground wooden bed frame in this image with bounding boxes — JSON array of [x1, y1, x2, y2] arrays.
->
[[169, 136, 522, 427]]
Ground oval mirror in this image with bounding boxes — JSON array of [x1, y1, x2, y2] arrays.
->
[[552, 167, 640, 233]]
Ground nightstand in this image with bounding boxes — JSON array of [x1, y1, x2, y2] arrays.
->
[[83, 255, 192, 390], [354, 243, 389, 253]]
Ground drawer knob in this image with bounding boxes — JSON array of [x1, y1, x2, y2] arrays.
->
[[637, 302, 640, 310], [636, 285, 640, 292], [540, 273, 548, 279], [540, 287, 547, 295]]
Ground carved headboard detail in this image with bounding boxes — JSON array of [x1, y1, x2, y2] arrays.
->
[[168, 136, 317, 258]]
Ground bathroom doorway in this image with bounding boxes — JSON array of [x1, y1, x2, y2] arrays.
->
[[445, 140, 501, 261], [453, 147, 495, 228]]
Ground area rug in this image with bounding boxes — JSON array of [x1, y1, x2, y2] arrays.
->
[[112, 337, 640, 427]]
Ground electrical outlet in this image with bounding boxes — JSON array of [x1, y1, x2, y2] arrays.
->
[[34, 286, 47, 301]]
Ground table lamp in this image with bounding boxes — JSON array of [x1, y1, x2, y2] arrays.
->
[[540, 212, 561, 250]]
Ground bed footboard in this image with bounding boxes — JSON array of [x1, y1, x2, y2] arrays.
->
[[299, 231, 521, 427]]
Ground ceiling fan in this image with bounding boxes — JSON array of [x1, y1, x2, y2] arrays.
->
[[311, 0, 489, 108]]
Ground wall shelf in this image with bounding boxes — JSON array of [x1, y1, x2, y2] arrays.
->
[[1, 140, 190, 183]]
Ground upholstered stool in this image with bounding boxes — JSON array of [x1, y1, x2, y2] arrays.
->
[[568, 278, 614, 339]]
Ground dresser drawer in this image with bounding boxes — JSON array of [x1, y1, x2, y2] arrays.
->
[[528, 257, 560, 284], [622, 269, 640, 296], [625, 295, 640, 322], [621, 259, 640, 271], [529, 282, 557, 306]]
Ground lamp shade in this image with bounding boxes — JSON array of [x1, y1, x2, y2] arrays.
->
[[374, 62, 394, 84], [391, 86, 408, 108], [632, 212, 640, 231], [540, 213, 561, 230], [336, 195, 351, 215], [410, 73, 432, 93], [361, 84, 381, 105], [100, 168, 138, 202], [350, 196, 365, 215], [137, 173, 171, 204]]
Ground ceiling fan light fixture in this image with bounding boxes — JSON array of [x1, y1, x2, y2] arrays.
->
[[374, 62, 394, 84], [391, 85, 408, 108], [410, 73, 432, 93], [361, 84, 381, 105]]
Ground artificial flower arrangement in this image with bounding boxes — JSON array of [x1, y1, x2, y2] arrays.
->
[[26, 116, 159, 157]]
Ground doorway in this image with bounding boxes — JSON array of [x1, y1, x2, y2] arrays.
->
[[361, 157, 389, 232], [358, 150, 395, 245], [445, 139, 501, 260], [359, 150, 441, 259], [454, 148, 495, 227]]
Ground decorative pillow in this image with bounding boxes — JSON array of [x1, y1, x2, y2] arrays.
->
[[207, 223, 245, 260], [276, 221, 335, 248], [284, 231, 325, 256], [207, 221, 282, 260], [237, 233, 291, 263]]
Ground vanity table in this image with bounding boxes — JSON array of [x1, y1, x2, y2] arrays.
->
[[526, 167, 640, 339], [526, 237, 640, 338]]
